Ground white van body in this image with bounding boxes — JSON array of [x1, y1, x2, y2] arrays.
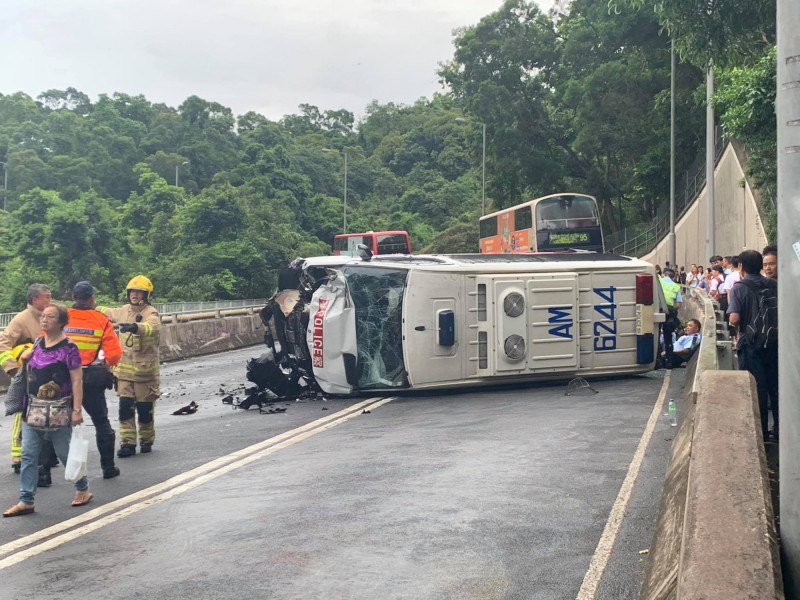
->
[[306, 253, 667, 394]]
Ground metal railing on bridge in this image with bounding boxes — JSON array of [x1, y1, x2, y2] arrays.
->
[[605, 126, 726, 257], [0, 299, 267, 332]]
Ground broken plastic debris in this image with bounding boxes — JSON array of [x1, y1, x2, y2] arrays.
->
[[565, 377, 598, 396]]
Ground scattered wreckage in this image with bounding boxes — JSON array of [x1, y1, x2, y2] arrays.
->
[[242, 249, 667, 405]]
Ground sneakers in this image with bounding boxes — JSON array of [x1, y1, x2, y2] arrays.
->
[[102, 466, 120, 479], [37, 469, 52, 488], [12, 462, 20, 475], [140, 443, 152, 454], [117, 444, 136, 458]]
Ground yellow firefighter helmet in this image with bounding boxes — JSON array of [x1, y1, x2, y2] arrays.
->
[[126, 275, 154, 303]]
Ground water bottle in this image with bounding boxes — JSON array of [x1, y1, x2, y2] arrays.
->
[[668, 399, 677, 427]]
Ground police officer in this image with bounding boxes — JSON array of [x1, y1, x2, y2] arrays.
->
[[660, 268, 683, 368], [98, 276, 161, 457]]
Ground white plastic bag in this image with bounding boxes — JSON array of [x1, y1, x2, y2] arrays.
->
[[64, 425, 89, 481]]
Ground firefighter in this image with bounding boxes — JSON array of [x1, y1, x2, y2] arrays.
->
[[63, 281, 124, 478], [97, 276, 161, 458], [0, 284, 51, 473]]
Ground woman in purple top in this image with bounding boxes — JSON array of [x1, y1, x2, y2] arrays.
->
[[3, 304, 93, 517]]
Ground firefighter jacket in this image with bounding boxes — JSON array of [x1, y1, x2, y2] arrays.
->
[[0, 306, 43, 374], [65, 307, 123, 367], [97, 303, 161, 382]]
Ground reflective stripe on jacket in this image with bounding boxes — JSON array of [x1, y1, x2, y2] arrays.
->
[[65, 307, 123, 367], [97, 304, 161, 382], [0, 306, 42, 374]]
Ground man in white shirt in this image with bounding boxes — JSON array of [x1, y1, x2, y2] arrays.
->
[[665, 319, 702, 368], [722, 255, 741, 295]]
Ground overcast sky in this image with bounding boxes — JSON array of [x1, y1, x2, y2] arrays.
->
[[1, 0, 554, 122]]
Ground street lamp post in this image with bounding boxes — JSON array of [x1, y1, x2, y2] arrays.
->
[[175, 161, 189, 187], [455, 118, 486, 215], [0, 161, 7, 212], [343, 151, 348, 234], [323, 148, 348, 233]]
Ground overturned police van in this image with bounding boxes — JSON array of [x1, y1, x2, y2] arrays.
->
[[246, 252, 667, 400]]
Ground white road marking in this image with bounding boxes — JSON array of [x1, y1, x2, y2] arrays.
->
[[0, 396, 394, 570], [575, 371, 671, 600]]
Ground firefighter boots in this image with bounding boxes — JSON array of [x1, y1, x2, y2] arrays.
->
[[117, 444, 136, 458]]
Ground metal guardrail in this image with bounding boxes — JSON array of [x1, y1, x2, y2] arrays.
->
[[606, 127, 727, 257], [0, 299, 267, 331], [153, 299, 267, 314]]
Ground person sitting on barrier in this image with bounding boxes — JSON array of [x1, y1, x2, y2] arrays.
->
[[663, 319, 701, 368]]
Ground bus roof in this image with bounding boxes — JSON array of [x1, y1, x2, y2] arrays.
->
[[333, 230, 409, 237], [479, 193, 596, 220], [335, 252, 649, 273]]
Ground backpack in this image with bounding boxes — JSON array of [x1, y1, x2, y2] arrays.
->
[[738, 278, 778, 349]]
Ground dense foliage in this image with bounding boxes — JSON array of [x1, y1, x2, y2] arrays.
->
[[0, 0, 773, 310]]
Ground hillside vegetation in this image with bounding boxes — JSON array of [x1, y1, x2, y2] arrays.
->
[[0, 0, 774, 310]]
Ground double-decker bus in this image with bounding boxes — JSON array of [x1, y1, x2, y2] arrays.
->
[[479, 193, 604, 254], [333, 231, 411, 257]]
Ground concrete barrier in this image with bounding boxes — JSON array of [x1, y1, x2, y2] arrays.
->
[[0, 313, 265, 391], [640, 288, 783, 599], [679, 371, 783, 599]]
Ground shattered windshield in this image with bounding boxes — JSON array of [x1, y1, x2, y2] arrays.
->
[[342, 266, 409, 389]]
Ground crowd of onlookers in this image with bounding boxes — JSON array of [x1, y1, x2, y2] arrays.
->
[[655, 245, 779, 444]]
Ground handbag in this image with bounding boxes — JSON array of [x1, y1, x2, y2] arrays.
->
[[25, 393, 73, 430], [64, 425, 89, 481], [3, 368, 26, 416]]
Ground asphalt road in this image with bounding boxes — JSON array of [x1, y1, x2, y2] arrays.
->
[[0, 346, 683, 600]]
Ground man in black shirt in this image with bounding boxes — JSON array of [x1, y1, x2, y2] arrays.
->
[[727, 249, 779, 441]]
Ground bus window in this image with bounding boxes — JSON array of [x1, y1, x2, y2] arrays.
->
[[514, 206, 532, 231], [334, 231, 411, 256], [333, 235, 368, 256], [376, 234, 411, 255], [479, 216, 498, 239]]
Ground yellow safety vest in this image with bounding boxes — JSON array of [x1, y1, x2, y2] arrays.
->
[[660, 278, 681, 308]]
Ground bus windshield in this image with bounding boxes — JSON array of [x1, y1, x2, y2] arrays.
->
[[342, 266, 409, 389], [535, 195, 599, 230]]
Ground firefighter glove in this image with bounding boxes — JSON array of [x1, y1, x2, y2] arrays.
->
[[119, 322, 139, 334]]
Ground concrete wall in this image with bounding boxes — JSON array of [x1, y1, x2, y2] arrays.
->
[[0, 314, 265, 391], [643, 143, 769, 267]]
